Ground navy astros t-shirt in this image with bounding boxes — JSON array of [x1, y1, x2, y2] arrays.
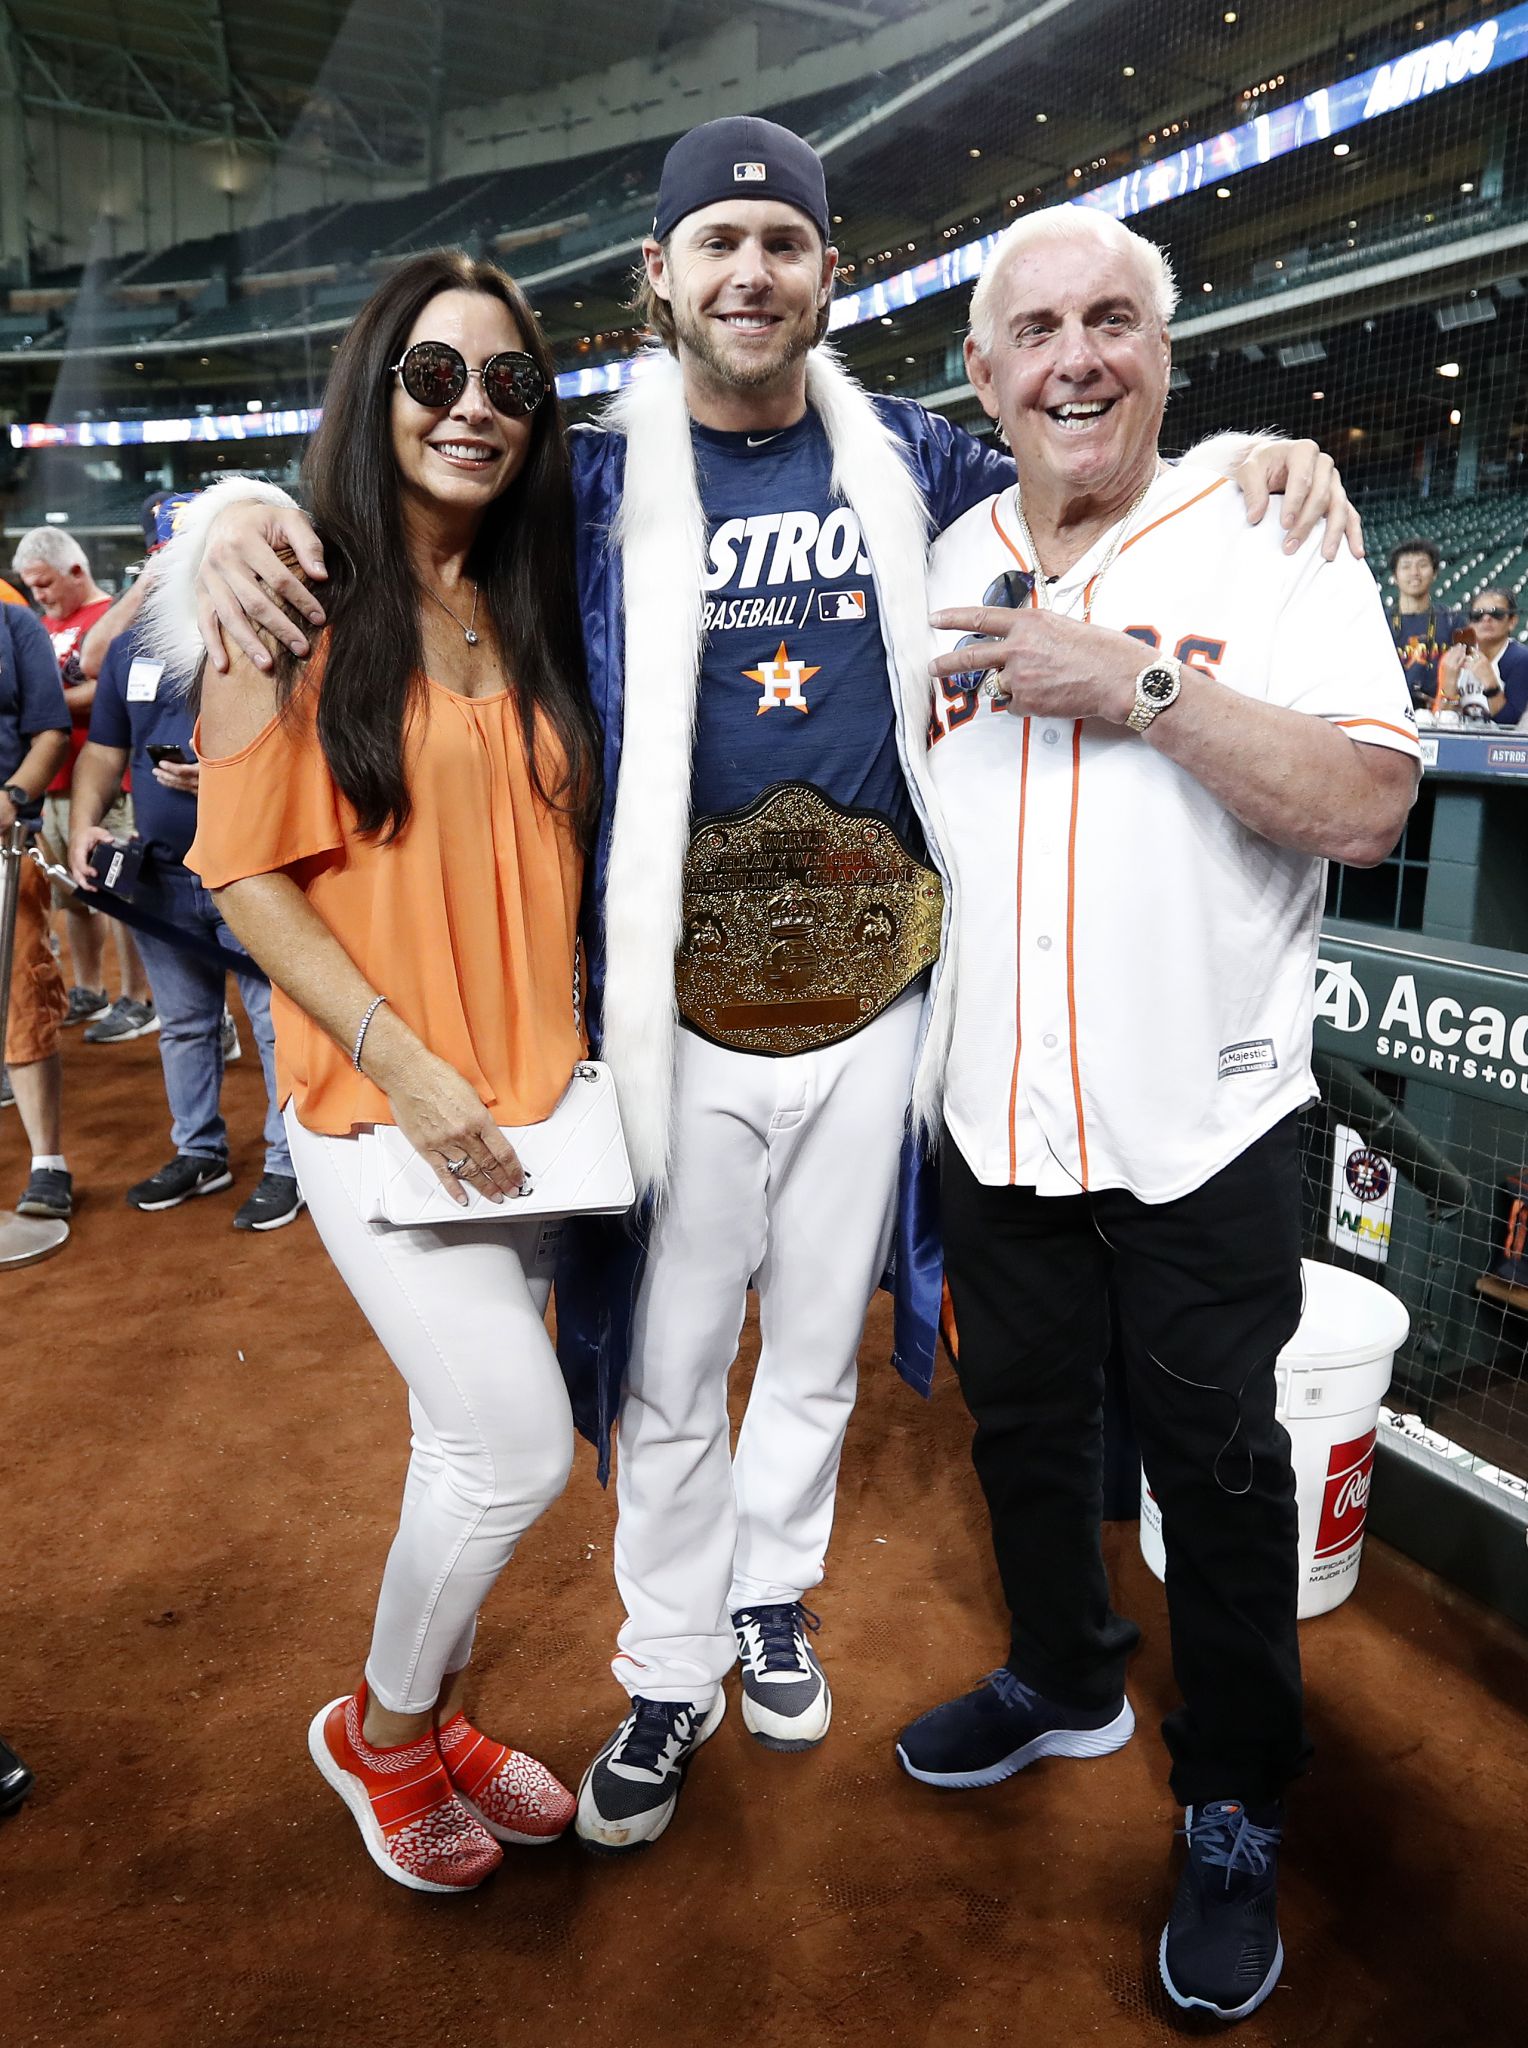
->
[[689, 412, 916, 845]]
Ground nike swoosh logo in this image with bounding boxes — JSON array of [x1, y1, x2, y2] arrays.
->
[[746, 433, 782, 447]]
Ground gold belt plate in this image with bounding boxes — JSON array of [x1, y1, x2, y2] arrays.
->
[[676, 781, 944, 1056]]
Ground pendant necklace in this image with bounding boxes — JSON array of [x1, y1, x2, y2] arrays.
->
[[425, 580, 481, 646], [1012, 464, 1159, 625]]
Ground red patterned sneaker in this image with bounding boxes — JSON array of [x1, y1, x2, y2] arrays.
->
[[437, 1711, 576, 1846], [307, 1690, 503, 1894]]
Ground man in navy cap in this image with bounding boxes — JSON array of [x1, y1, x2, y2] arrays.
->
[[149, 115, 1359, 1856]]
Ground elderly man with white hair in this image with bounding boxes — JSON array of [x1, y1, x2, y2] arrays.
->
[[895, 207, 1420, 2023]]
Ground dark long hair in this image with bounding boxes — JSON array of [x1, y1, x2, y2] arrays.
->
[[288, 249, 599, 845]]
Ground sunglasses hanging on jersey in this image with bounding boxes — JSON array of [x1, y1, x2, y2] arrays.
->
[[951, 568, 1036, 659], [392, 340, 548, 420]]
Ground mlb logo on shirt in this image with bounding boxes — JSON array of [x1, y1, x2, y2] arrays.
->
[[818, 590, 866, 622], [733, 161, 767, 182]]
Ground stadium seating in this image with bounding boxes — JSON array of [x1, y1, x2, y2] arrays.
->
[[1362, 491, 1528, 626]]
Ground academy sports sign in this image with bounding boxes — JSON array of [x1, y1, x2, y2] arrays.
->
[[1314, 928, 1528, 1106]]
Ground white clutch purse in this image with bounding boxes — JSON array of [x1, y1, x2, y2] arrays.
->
[[357, 1060, 634, 1227]]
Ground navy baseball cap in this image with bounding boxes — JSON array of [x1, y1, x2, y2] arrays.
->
[[653, 117, 830, 244], [143, 489, 200, 551]]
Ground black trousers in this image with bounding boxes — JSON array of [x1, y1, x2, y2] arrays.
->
[[940, 1115, 1313, 1806]]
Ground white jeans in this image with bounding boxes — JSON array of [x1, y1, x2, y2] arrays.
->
[[612, 991, 923, 1704], [285, 1110, 575, 1715]]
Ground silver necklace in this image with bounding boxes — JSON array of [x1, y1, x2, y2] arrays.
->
[[1012, 464, 1159, 624], [424, 580, 481, 646]]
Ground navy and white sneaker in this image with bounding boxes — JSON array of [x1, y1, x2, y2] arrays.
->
[[575, 1693, 725, 1853], [0, 1733, 33, 1816], [126, 1155, 233, 1211], [732, 1602, 832, 1751], [1159, 1799, 1284, 2022], [233, 1172, 305, 1232], [896, 1667, 1135, 1788]]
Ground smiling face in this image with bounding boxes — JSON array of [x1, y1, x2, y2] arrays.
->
[[644, 200, 836, 407], [390, 288, 535, 534], [1393, 550, 1437, 608], [966, 234, 1171, 518]]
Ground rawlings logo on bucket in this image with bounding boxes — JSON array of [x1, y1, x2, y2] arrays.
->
[[1314, 1428, 1376, 1559]]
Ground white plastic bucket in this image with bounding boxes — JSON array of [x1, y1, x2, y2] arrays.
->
[[1139, 1259, 1410, 1619]]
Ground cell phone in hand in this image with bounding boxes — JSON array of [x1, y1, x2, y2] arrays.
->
[[146, 742, 192, 767]]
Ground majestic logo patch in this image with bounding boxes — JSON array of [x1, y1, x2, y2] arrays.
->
[[745, 640, 819, 715], [1217, 1038, 1277, 1079], [818, 590, 866, 622], [733, 161, 767, 183]]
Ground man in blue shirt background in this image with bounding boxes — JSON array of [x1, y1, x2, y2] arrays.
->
[[67, 502, 300, 1232]]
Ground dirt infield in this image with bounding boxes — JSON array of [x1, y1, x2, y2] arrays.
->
[[4, 1015, 1526, 2047]]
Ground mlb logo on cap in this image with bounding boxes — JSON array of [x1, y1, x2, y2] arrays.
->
[[734, 161, 767, 182]]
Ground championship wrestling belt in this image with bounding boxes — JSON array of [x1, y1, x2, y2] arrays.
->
[[675, 780, 944, 1057]]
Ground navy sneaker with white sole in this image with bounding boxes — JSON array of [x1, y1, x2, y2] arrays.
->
[[126, 1155, 233, 1211], [1159, 1799, 1284, 2023], [733, 1602, 831, 1751], [233, 1172, 306, 1232], [575, 1693, 725, 1853], [896, 1666, 1135, 1788]]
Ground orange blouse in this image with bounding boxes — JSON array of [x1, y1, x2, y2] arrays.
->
[[187, 673, 585, 1137]]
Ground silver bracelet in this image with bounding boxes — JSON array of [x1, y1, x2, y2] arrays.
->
[[352, 994, 387, 1072]]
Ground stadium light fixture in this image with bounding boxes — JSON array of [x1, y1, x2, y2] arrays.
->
[[1122, 66, 1135, 77], [1216, 186, 1231, 198], [1223, 10, 1237, 20], [1437, 361, 1461, 377], [1035, 112, 1047, 122], [1450, 408, 1463, 424], [880, 316, 894, 326], [1202, 282, 1214, 292], [1312, 390, 1325, 400], [1333, 143, 1351, 156], [1460, 181, 1475, 192], [969, 148, 981, 158]]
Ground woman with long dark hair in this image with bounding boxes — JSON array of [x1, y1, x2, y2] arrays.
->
[[184, 251, 602, 1893]]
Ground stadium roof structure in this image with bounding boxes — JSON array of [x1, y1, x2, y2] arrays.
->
[[0, 0, 933, 175]]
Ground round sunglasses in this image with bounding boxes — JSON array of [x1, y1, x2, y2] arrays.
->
[[392, 339, 548, 419]]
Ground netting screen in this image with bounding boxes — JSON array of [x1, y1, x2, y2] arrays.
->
[[1, 0, 1525, 1493]]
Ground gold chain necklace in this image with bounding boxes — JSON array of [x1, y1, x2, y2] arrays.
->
[[1011, 464, 1159, 625], [424, 580, 481, 646]]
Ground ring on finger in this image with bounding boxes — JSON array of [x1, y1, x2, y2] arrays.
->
[[444, 1155, 470, 1177]]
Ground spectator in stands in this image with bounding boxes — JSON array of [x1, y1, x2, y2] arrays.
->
[[1438, 587, 1528, 726], [11, 527, 157, 1042], [1, 592, 73, 1218], [180, 252, 602, 1891], [66, 494, 304, 1232], [1387, 537, 1462, 710]]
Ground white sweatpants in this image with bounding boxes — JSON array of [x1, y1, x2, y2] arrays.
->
[[611, 991, 923, 1704], [285, 1110, 575, 1715]]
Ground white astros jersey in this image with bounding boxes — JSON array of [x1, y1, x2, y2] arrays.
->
[[924, 464, 1421, 1203]]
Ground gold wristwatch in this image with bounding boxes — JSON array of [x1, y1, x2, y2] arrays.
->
[[1127, 656, 1183, 734]]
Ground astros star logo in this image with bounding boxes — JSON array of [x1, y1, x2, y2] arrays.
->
[[745, 640, 820, 715]]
